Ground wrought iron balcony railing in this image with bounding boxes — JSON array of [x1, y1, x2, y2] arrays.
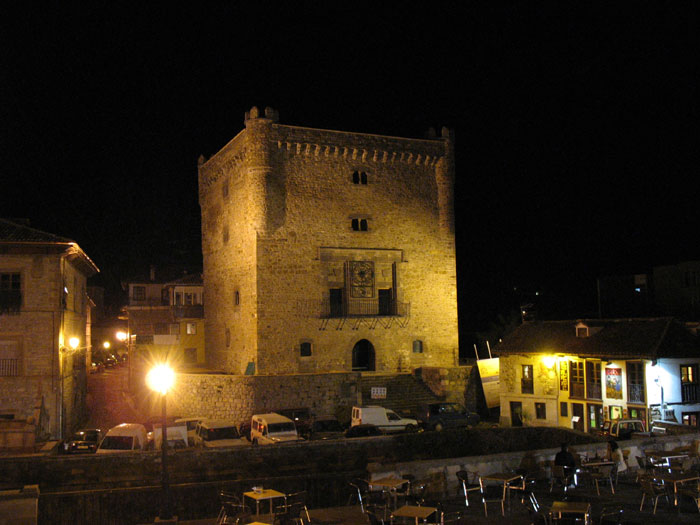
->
[[318, 298, 409, 318], [681, 383, 699, 403], [627, 384, 645, 404]]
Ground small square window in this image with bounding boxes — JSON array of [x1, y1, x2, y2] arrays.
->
[[186, 323, 197, 335], [300, 342, 312, 357], [560, 402, 568, 417], [412, 340, 423, 353]]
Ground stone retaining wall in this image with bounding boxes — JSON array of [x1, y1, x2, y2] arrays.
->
[[159, 371, 362, 424]]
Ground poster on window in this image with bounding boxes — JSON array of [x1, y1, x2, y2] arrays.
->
[[559, 360, 568, 391], [605, 368, 622, 399]]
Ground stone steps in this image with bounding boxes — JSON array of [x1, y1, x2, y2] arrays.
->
[[359, 373, 443, 417]]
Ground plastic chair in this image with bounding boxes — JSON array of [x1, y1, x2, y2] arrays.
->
[[455, 470, 480, 507], [639, 478, 669, 514]]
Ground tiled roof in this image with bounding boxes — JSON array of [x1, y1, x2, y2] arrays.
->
[[494, 318, 700, 359], [0, 218, 74, 244]]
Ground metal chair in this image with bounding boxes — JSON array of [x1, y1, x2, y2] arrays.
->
[[480, 482, 506, 517], [639, 478, 669, 514], [590, 465, 615, 496], [598, 505, 623, 525], [455, 470, 480, 507], [439, 510, 465, 524], [348, 478, 370, 511], [550, 465, 573, 493]]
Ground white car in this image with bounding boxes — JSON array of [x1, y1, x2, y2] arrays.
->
[[193, 419, 248, 448], [250, 413, 304, 445], [175, 417, 202, 446]]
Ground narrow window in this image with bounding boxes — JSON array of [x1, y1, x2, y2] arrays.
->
[[681, 364, 699, 403], [175, 292, 183, 305], [223, 225, 229, 244], [300, 342, 312, 357], [225, 328, 231, 348], [560, 402, 568, 417], [234, 290, 240, 306], [535, 402, 547, 419], [360, 171, 368, 184], [352, 171, 360, 184], [360, 219, 368, 231], [521, 364, 534, 394], [351, 218, 359, 231], [412, 340, 423, 353], [0, 273, 22, 314]]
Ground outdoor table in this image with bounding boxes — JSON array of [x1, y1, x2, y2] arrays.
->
[[647, 451, 688, 467], [369, 477, 410, 509], [654, 471, 700, 506], [243, 488, 287, 517], [550, 500, 591, 525], [479, 472, 524, 507], [390, 504, 437, 524]]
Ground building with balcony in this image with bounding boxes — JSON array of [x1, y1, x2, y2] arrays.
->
[[0, 218, 98, 444], [123, 272, 206, 370], [495, 317, 700, 431], [198, 107, 459, 375]]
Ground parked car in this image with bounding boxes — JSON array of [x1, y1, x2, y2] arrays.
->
[[148, 422, 189, 450], [250, 413, 304, 445], [103, 355, 117, 368], [275, 407, 312, 438], [345, 424, 383, 438], [175, 417, 202, 446], [193, 419, 248, 448], [309, 418, 345, 440], [89, 361, 104, 374], [62, 428, 103, 454], [415, 402, 480, 431], [598, 419, 646, 440], [97, 423, 148, 453], [351, 406, 419, 433]]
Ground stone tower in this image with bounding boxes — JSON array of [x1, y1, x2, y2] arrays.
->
[[198, 107, 458, 375]]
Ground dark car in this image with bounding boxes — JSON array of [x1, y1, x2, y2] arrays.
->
[[309, 418, 345, 440], [415, 402, 480, 431], [103, 355, 117, 368], [62, 428, 103, 454], [345, 424, 382, 439], [276, 407, 312, 438]]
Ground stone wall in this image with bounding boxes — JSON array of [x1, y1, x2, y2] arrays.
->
[[160, 371, 361, 425], [198, 108, 459, 376]]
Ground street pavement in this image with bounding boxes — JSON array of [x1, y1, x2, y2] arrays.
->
[[85, 364, 146, 431]]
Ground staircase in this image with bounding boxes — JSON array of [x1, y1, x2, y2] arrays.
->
[[358, 373, 443, 417]]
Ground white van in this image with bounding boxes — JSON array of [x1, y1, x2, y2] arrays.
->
[[97, 423, 148, 453], [193, 419, 248, 448], [175, 417, 202, 446], [150, 422, 189, 450], [351, 406, 418, 433], [250, 413, 304, 445]]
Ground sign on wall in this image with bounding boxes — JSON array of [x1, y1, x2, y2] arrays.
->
[[371, 387, 387, 399], [606, 368, 622, 399], [477, 358, 500, 408], [559, 360, 569, 391]]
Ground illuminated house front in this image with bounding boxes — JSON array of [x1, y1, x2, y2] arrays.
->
[[495, 318, 700, 431]]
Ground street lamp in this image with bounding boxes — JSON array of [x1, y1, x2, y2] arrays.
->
[[146, 364, 175, 522], [116, 330, 131, 390]]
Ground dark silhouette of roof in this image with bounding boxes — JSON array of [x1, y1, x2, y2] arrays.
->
[[494, 318, 700, 360]]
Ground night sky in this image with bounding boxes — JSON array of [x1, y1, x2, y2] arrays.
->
[[2, 3, 698, 344]]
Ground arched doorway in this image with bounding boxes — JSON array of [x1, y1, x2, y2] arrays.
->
[[352, 339, 375, 371]]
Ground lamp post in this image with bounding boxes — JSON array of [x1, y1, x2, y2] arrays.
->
[[146, 364, 175, 522], [116, 330, 129, 390]]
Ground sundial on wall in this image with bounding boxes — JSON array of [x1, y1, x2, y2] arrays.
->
[[349, 261, 374, 298]]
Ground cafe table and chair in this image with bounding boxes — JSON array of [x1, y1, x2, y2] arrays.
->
[[369, 476, 411, 509], [653, 470, 700, 507], [478, 472, 523, 516], [549, 500, 591, 525], [243, 488, 287, 518]]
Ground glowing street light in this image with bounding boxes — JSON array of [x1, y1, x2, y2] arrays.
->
[[69, 337, 80, 350], [146, 363, 175, 521], [103, 341, 111, 350], [115, 331, 127, 342]]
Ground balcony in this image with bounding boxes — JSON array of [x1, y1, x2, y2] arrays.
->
[[586, 383, 602, 399], [627, 384, 645, 404], [681, 383, 699, 403], [173, 305, 204, 319], [0, 358, 19, 376], [570, 382, 585, 398], [319, 298, 409, 318]]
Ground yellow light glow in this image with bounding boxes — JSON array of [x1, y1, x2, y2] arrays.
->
[[146, 364, 175, 395], [103, 341, 111, 349], [69, 337, 80, 349], [116, 331, 127, 342], [542, 356, 556, 369]]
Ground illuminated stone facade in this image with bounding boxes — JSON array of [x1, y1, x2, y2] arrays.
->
[[198, 107, 459, 375]]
